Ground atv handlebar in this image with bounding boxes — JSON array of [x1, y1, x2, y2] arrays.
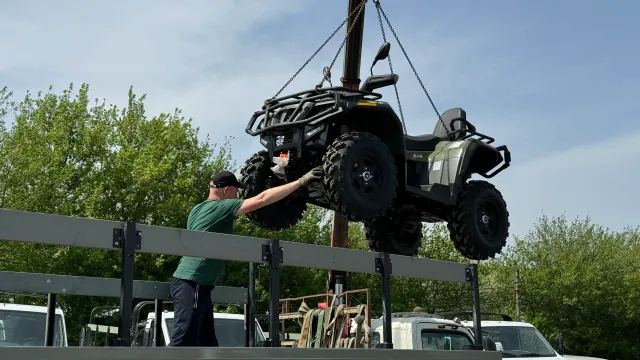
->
[[263, 86, 381, 109]]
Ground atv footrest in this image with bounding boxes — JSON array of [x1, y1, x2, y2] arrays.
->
[[405, 183, 453, 205]]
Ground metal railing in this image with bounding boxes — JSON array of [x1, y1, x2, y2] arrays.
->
[[0, 208, 490, 359]]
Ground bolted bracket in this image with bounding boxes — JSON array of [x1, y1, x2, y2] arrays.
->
[[112, 227, 142, 250], [262, 243, 283, 264], [375, 257, 392, 275], [465, 266, 473, 285]]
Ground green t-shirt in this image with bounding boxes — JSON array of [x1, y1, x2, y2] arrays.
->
[[172, 198, 244, 286]]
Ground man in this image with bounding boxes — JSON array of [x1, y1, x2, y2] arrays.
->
[[168, 166, 323, 347]]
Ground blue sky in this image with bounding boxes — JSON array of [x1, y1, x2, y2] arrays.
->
[[1, 0, 638, 245]]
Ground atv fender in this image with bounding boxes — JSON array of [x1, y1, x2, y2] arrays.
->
[[340, 101, 407, 155], [407, 139, 510, 205], [339, 102, 408, 185]]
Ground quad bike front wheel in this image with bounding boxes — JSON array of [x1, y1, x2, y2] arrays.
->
[[447, 180, 510, 260], [322, 131, 398, 222], [238, 151, 307, 230], [364, 210, 423, 256]]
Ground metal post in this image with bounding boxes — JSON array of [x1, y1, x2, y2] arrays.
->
[[153, 299, 163, 346], [341, 0, 367, 88], [244, 289, 249, 347], [467, 264, 483, 348], [44, 293, 56, 346], [328, 215, 349, 305], [327, 0, 367, 309], [515, 268, 521, 321], [248, 262, 256, 347], [112, 221, 141, 347], [375, 252, 392, 349], [263, 239, 282, 347]]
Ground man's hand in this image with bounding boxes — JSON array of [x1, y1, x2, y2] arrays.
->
[[236, 166, 324, 216], [298, 166, 324, 188]]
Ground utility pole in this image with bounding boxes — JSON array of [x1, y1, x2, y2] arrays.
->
[[515, 269, 521, 321], [326, 0, 367, 308]]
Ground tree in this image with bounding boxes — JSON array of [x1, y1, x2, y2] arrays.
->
[[483, 214, 640, 360], [2, 84, 639, 358], [0, 83, 235, 343]]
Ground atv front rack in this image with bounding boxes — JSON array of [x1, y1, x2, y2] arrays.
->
[[246, 86, 381, 136]]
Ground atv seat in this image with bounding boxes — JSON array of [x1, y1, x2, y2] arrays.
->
[[404, 134, 441, 151], [433, 108, 472, 140], [404, 108, 473, 151]]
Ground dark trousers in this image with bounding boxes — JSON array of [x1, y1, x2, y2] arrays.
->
[[168, 277, 218, 347]]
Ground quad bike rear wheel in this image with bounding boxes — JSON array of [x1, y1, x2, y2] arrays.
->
[[364, 210, 423, 256], [238, 151, 307, 230], [447, 180, 509, 260], [322, 131, 398, 222]]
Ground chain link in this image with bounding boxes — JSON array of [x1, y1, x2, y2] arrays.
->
[[316, 0, 367, 89], [373, 0, 450, 137], [269, 2, 367, 101], [374, 1, 407, 135]]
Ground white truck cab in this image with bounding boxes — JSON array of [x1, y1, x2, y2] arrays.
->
[[350, 312, 477, 350], [136, 311, 267, 347], [0, 302, 67, 347], [461, 319, 562, 359]]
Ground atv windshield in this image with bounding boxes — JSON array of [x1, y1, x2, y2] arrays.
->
[[480, 326, 557, 357], [165, 317, 265, 347], [0, 310, 65, 347]]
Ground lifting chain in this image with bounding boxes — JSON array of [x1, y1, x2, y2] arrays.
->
[[315, 0, 367, 89], [269, 0, 451, 139], [373, 1, 406, 135], [269, 1, 367, 101], [373, 0, 451, 138]]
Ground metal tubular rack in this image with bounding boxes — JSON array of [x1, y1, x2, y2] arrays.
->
[[0, 208, 495, 360]]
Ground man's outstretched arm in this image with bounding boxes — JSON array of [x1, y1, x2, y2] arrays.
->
[[235, 166, 322, 216]]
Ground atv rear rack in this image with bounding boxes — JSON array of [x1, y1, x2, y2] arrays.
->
[[246, 86, 381, 136], [444, 117, 511, 179]]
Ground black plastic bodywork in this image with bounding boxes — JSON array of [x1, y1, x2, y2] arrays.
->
[[245, 84, 511, 222]]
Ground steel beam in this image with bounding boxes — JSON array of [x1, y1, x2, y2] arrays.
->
[[0, 347, 503, 360], [0, 209, 471, 283], [0, 271, 247, 304]]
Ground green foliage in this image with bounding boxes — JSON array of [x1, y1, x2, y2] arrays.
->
[[498, 215, 640, 360], [0, 83, 234, 343], [0, 84, 639, 359]]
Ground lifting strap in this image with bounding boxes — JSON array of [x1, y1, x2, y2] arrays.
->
[[294, 295, 371, 348]]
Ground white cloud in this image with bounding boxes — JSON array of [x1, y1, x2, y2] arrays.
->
[[3, 0, 636, 249], [0, 0, 495, 164]]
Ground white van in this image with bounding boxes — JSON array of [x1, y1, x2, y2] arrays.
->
[[0, 303, 67, 347], [140, 311, 266, 346]]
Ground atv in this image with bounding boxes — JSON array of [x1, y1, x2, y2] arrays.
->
[[239, 7, 511, 260]]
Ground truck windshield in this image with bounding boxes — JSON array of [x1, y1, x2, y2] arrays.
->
[[481, 326, 557, 357], [420, 330, 474, 350], [369, 330, 474, 350], [165, 318, 265, 347], [0, 310, 65, 347]]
